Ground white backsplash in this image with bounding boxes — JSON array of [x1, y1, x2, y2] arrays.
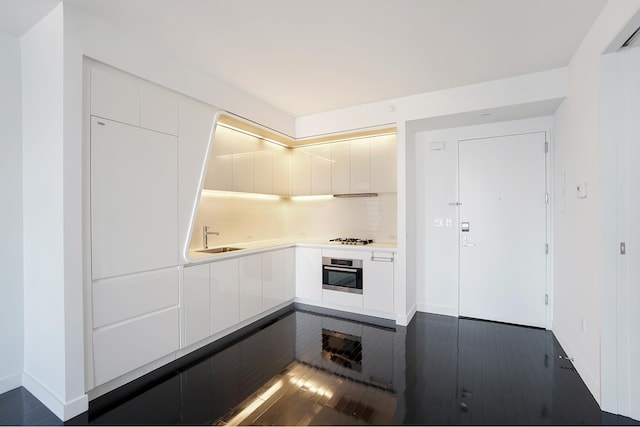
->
[[190, 191, 397, 249]]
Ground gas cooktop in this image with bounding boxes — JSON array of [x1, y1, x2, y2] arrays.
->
[[328, 237, 374, 246]]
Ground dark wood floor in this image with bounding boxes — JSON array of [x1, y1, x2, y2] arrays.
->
[[1, 308, 639, 425]]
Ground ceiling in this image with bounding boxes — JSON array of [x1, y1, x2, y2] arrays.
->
[[3, 0, 608, 117], [0, 0, 59, 36]]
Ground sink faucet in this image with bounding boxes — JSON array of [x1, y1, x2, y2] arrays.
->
[[203, 225, 220, 249]]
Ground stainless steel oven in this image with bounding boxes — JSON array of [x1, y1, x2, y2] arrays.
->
[[322, 257, 363, 294]]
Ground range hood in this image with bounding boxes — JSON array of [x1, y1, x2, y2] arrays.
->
[[333, 192, 378, 198]]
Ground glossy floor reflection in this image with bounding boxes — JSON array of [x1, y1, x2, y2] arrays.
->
[[3, 308, 637, 425]]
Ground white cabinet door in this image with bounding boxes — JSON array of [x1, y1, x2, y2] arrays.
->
[[369, 134, 397, 193], [254, 150, 273, 194], [92, 267, 179, 329], [273, 147, 291, 196], [308, 144, 332, 195], [210, 258, 239, 335], [331, 141, 350, 194], [232, 152, 255, 193], [291, 149, 311, 196], [350, 139, 370, 193], [93, 306, 180, 386], [295, 247, 322, 301], [90, 67, 140, 127], [262, 250, 284, 311], [205, 125, 234, 191], [282, 248, 296, 301], [239, 254, 263, 321], [91, 117, 178, 280], [363, 253, 394, 313], [183, 264, 211, 348], [140, 84, 178, 136]]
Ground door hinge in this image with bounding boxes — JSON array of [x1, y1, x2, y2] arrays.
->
[[545, 141, 549, 153], [545, 193, 549, 204], [545, 294, 549, 305], [620, 242, 626, 255], [545, 243, 549, 254]]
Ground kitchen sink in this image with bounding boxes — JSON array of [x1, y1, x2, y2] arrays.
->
[[197, 247, 243, 254]]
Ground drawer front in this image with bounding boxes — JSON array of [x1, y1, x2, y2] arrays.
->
[[93, 306, 180, 386], [92, 267, 179, 328]]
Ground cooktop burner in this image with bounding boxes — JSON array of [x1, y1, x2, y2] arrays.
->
[[329, 237, 374, 245]]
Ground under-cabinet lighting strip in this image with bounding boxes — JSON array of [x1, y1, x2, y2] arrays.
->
[[217, 122, 289, 147]]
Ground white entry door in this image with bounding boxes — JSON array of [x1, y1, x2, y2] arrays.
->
[[458, 132, 547, 328]]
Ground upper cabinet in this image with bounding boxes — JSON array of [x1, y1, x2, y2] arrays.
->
[[297, 134, 397, 196], [203, 122, 291, 196], [91, 67, 178, 136], [369, 134, 397, 193]]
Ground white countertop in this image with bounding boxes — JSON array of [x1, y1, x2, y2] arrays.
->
[[186, 238, 397, 265]]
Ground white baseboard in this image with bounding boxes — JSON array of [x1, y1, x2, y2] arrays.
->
[[552, 326, 601, 405], [396, 304, 417, 326], [22, 371, 88, 421], [417, 303, 459, 317], [0, 372, 22, 394]]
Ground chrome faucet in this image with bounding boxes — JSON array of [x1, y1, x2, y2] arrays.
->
[[203, 226, 220, 249]]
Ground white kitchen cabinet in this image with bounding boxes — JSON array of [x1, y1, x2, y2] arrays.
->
[[232, 152, 255, 193], [140, 84, 179, 136], [254, 149, 273, 194], [210, 258, 240, 335], [369, 134, 397, 193], [272, 147, 291, 196], [291, 149, 311, 196], [93, 306, 180, 386], [183, 264, 211, 348], [90, 117, 178, 280], [262, 248, 296, 311], [282, 248, 296, 301], [239, 254, 263, 321], [363, 252, 394, 313], [322, 289, 363, 308], [90, 67, 140, 127], [262, 250, 284, 311], [308, 144, 332, 195], [295, 247, 322, 301], [350, 139, 370, 193], [92, 267, 179, 329], [331, 141, 350, 194]]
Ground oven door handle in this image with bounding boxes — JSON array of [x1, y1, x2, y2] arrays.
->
[[324, 266, 359, 273]]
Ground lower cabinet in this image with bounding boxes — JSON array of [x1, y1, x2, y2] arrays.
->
[[182, 248, 295, 350], [239, 254, 263, 321], [183, 264, 211, 347], [210, 258, 240, 335], [93, 306, 180, 386], [262, 248, 295, 311], [91, 267, 180, 386], [295, 247, 322, 301], [363, 252, 394, 313]]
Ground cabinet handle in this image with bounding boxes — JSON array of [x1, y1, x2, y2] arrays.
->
[[371, 255, 393, 262]]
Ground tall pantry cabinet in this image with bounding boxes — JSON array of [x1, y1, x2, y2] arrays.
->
[[88, 66, 181, 389]]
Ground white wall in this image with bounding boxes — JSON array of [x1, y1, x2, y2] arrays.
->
[[0, 29, 24, 394], [411, 117, 553, 319], [21, 4, 80, 419], [552, 0, 640, 405]]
